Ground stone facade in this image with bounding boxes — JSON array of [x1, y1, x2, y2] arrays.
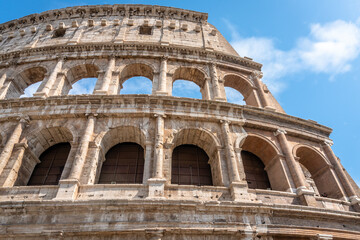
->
[[0, 4, 359, 239]]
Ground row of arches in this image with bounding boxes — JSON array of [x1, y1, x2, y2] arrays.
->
[[2, 62, 256, 106], [11, 124, 345, 200]]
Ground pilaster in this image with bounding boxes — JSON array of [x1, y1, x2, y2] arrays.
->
[[274, 129, 318, 207], [0, 116, 29, 176], [155, 56, 169, 96], [147, 114, 166, 198], [93, 57, 116, 95], [322, 140, 360, 211], [210, 63, 226, 101], [251, 71, 275, 111], [34, 58, 64, 98]]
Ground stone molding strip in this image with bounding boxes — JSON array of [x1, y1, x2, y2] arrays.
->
[[0, 4, 208, 32], [0, 43, 262, 71]]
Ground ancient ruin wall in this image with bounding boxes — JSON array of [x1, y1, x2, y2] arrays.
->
[[0, 4, 359, 240]]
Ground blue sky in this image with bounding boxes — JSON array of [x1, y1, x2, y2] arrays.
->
[[1, 0, 360, 186]]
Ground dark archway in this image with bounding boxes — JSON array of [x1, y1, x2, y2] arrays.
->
[[241, 151, 271, 190], [171, 144, 212, 186], [27, 142, 70, 186], [98, 142, 144, 184]]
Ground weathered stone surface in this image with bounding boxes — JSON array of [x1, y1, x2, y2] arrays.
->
[[0, 4, 359, 240]]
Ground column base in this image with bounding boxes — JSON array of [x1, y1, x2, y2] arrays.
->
[[214, 97, 226, 102], [264, 106, 276, 111], [349, 196, 360, 212], [93, 90, 108, 95], [296, 186, 319, 207], [317, 234, 333, 240], [230, 182, 260, 202], [154, 91, 168, 96], [33, 92, 48, 98], [147, 178, 166, 199], [55, 179, 80, 201]]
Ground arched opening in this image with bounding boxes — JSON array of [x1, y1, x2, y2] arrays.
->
[[65, 64, 99, 95], [241, 134, 290, 191], [224, 74, 259, 107], [171, 128, 222, 186], [119, 63, 153, 94], [171, 144, 212, 186], [97, 126, 147, 184], [241, 150, 271, 189], [68, 78, 97, 95], [20, 81, 42, 98], [7, 66, 47, 99], [27, 142, 70, 186], [295, 146, 344, 199], [98, 142, 144, 184], [120, 76, 152, 94], [224, 86, 246, 105], [172, 80, 202, 99], [172, 67, 207, 99]]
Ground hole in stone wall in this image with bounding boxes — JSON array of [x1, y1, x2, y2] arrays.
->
[[53, 28, 66, 38], [172, 80, 202, 99], [120, 76, 152, 94], [68, 78, 97, 95], [139, 25, 152, 35]]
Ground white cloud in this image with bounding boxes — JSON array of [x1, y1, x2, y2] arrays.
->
[[227, 19, 360, 93]]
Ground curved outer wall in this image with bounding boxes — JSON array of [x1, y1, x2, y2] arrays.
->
[[0, 4, 359, 240]]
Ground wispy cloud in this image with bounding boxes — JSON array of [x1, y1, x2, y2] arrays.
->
[[69, 78, 96, 95], [120, 76, 152, 94], [226, 19, 360, 93], [172, 80, 202, 99]]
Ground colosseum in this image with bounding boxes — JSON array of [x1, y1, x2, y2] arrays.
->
[[0, 4, 359, 240]]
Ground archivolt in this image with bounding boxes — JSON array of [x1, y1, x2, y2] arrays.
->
[[97, 126, 147, 154], [171, 127, 221, 158]]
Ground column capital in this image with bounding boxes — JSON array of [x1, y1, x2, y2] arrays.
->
[[154, 113, 166, 118], [13, 142, 28, 149], [85, 113, 98, 119], [209, 61, 217, 68], [107, 54, 116, 60], [160, 55, 168, 61], [56, 55, 66, 62], [17, 115, 30, 125], [323, 139, 334, 147], [220, 119, 231, 125], [274, 128, 287, 136], [250, 70, 263, 79]]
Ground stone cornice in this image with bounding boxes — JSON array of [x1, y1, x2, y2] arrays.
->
[[0, 43, 262, 71], [0, 95, 332, 139], [0, 4, 208, 33]]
